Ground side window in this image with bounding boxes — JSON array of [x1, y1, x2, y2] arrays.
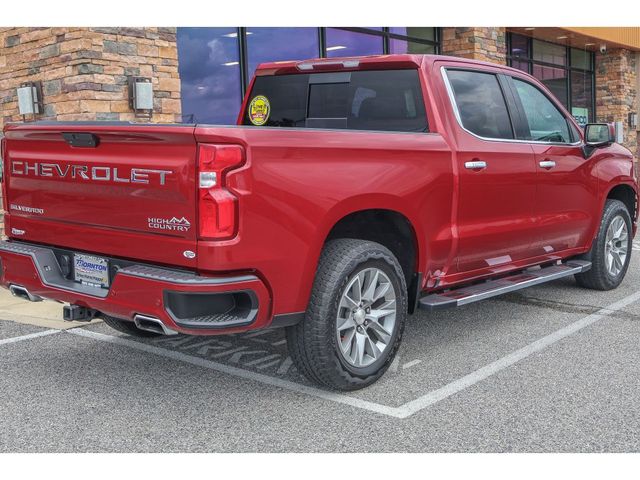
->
[[512, 79, 572, 143], [569, 121, 582, 143], [446, 70, 514, 140]]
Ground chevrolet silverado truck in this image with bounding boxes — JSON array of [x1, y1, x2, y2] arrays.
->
[[1, 54, 637, 390]]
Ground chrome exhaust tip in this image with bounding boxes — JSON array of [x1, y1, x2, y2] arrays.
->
[[133, 314, 178, 336], [9, 284, 43, 302]]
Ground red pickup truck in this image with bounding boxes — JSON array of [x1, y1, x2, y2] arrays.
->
[[1, 54, 637, 390]]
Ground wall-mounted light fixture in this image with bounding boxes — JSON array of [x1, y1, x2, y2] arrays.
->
[[128, 77, 154, 119], [17, 81, 43, 120], [629, 112, 638, 130]]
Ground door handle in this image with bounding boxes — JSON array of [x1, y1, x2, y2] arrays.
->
[[464, 160, 487, 170], [539, 160, 556, 169]]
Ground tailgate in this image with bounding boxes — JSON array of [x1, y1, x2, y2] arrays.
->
[[3, 123, 199, 268]]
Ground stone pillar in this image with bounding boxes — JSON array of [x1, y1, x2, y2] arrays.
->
[[595, 48, 638, 160], [441, 27, 507, 65], [0, 27, 182, 129]]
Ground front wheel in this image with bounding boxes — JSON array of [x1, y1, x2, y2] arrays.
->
[[575, 199, 632, 290], [286, 239, 407, 391]]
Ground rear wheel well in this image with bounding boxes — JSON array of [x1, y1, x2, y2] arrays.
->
[[607, 184, 637, 219], [325, 209, 419, 307]]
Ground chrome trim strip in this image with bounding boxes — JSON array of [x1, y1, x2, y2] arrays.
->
[[440, 66, 582, 147]]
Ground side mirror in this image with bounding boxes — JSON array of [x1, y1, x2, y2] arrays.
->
[[584, 123, 615, 147]]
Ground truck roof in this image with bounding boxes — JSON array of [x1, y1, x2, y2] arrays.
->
[[254, 53, 526, 76]]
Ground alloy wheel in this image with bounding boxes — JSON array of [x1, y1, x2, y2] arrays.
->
[[335, 267, 397, 368], [605, 214, 629, 277]]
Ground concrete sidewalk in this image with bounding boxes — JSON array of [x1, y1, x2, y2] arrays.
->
[[0, 287, 101, 329]]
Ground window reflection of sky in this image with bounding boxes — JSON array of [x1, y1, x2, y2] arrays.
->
[[246, 28, 319, 84], [326, 28, 384, 57], [177, 27, 241, 125]]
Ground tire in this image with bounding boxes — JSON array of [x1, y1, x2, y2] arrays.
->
[[575, 199, 632, 291], [101, 314, 162, 338], [286, 239, 408, 391]]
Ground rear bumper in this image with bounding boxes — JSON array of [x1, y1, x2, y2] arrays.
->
[[0, 240, 272, 335]]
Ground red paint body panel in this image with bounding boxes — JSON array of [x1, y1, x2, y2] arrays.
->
[[529, 143, 600, 254], [0, 54, 637, 334], [192, 126, 453, 315]]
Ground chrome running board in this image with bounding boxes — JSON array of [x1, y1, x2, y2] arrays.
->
[[419, 260, 591, 311]]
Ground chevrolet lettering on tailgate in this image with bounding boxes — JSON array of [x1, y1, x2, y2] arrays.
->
[[11, 161, 172, 185]]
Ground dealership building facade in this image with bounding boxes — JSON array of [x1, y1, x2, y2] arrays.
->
[[0, 27, 639, 156]]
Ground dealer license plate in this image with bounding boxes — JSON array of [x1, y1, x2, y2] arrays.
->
[[73, 254, 110, 288]]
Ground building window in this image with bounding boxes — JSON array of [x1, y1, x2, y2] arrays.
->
[[325, 28, 384, 57], [177, 27, 440, 125], [246, 28, 319, 84], [176, 28, 242, 125], [325, 27, 438, 57], [388, 27, 437, 54], [507, 33, 595, 127]]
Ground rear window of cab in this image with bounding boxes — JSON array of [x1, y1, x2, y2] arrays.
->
[[242, 69, 428, 133]]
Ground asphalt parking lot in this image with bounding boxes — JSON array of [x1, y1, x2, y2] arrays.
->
[[2, 243, 640, 452]]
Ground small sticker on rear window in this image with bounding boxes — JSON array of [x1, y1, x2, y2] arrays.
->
[[248, 95, 270, 126]]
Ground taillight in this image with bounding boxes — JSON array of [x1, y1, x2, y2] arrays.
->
[[197, 144, 245, 239]]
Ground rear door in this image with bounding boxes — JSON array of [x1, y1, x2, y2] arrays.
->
[[508, 76, 598, 254], [441, 66, 538, 274], [3, 124, 199, 268]]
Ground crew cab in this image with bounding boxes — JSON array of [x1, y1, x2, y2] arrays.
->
[[1, 54, 637, 390]]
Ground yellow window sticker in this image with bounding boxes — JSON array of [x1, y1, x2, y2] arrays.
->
[[248, 95, 270, 126]]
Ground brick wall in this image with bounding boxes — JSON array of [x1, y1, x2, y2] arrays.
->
[[595, 48, 638, 160], [441, 27, 507, 64], [0, 27, 181, 129]]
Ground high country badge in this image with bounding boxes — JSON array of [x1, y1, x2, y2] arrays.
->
[[148, 216, 191, 232]]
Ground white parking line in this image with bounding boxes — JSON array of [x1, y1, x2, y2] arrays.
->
[[69, 329, 402, 418], [395, 289, 640, 418], [68, 289, 640, 420], [402, 359, 422, 370], [0, 329, 60, 346]]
